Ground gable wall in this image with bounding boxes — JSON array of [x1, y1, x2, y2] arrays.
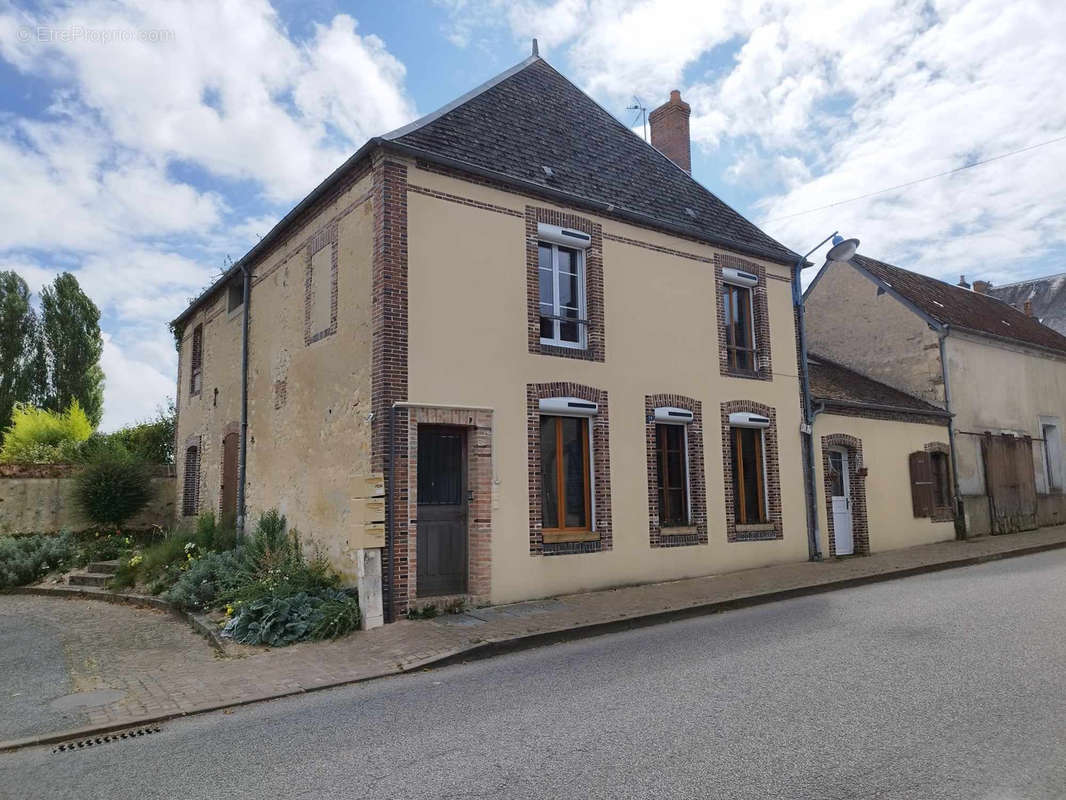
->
[[805, 261, 945, 407]]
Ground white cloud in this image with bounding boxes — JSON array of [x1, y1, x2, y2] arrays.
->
[[0, 1, 416, 429]]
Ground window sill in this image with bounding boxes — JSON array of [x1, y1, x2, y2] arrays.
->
[[724, 368, 770, 381], [660, 525, 698, 536], [543, 529, 599, 544], [735, 523, 775, 532]]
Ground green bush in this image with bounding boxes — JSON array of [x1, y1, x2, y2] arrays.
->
[[0, 402, 92, 463], [222, 588, 360, 646], [0, 532, 75, 588], [74, 455, 153, 528], [161, 549, 248, 611]]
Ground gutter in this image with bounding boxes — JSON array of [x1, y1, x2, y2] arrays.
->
[[172, 137, 801, 328], [937, 325, 966, 538]]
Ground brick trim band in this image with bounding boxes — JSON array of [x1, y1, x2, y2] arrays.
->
[[526, 206, 606, 362], [820, 433, 870, 556], [408, 184, 523, 218], [721, 401, 783, 542], [527, 382, 612, 555], [715, 254, 774, 381], [646, 394, 708, 548]]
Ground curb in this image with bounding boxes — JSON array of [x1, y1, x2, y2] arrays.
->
[[2, 536, 1065, 754], [1, 585, 228, 655]]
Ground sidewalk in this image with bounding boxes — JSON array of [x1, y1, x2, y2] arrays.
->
[[4, 525, 1066, 751]]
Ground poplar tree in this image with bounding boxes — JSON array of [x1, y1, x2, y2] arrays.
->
[[40, 272, 105, 427]]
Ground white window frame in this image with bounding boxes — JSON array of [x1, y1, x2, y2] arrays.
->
[[537, 231, 588, 350]]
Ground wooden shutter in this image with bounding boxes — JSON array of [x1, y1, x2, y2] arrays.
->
[[909, 451, 934, 518]]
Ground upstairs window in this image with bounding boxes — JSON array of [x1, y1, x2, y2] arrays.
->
[[538, 224, 589, 349], [723, 278, 756, 372], [189, 324, 203, 396], [227, 279, 243, 312]]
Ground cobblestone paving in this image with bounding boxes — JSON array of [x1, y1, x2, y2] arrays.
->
[[3, 526, 1065, 745]]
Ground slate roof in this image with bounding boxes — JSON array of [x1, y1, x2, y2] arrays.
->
[[384, 56, 798, 265], [809, 355, 948, 417], [988, 273, 1066, 338], [849, 254, 1066, 356]]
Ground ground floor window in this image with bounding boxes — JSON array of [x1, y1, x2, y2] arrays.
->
[[540, 415, 591, 534], [931, 450, 951, 509], [731, 426, 767, 524], [656, 423, 689, 526], [182, 444, 200, 517]]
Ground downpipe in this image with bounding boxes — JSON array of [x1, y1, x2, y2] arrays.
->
[[236, 264, 251, 538], [937, 326, 966, 539]]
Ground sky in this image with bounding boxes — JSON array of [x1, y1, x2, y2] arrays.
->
[[1, 0, 1065, 431]]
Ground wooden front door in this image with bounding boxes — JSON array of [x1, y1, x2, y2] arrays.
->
[[981, 433, 1037, 534], [220, 432, 239, 524], [416, 426, 468, 597]]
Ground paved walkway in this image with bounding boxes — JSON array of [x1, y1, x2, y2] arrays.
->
[[3, 526, 1066, 749]]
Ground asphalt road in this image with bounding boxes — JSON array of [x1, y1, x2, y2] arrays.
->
[[4, 550, 1066, 800]]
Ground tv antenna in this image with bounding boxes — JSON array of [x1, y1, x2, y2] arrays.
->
[[627, 96, 648, 141]]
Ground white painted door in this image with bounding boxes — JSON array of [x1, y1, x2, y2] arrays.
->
[[828, 449, 854, 556]]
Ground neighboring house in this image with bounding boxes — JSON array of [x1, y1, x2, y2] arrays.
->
[[171, 50, 813, 625], [984, 272, 1066, 337], [805, 254, 1066, 537], [808, 355, 955, 558]]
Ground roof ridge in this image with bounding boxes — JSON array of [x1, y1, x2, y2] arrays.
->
[[990, 271, 1066, 290], [382, 54, 542, 141]]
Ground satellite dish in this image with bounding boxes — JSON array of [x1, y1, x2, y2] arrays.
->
[[826, 237, 860, 262]]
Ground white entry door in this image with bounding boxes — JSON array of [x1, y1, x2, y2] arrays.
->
[[828, 449, 854, 555]]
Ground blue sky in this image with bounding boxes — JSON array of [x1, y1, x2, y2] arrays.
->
[[1, 0, 1065, 430]]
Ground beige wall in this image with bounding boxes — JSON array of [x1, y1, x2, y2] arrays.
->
[[812, 413, 955, 554], [175, 170, 375, 580], [805, 262, 945, 406], [0, 470, 175, 535], [405, 164, 809, 604], [944, 331, 1066, 498]]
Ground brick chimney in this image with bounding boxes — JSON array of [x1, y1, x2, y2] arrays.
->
[[649, 90, 691, 173], [1024, 300, 1033, 317], [973, 280, 991, 294], [957, 275, 970, 289]]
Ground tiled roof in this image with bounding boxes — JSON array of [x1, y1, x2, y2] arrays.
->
[[988, 273, 1066, 338], [809, 355, 948, 416], [386, 56, 798, 265], [850, 254, 1066, 356]]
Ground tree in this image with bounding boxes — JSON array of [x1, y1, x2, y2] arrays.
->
[[0, 271, 44, 431], [40, 272, 104, 427]]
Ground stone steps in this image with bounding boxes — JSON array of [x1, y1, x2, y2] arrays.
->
[[68, 561, 120, 588]]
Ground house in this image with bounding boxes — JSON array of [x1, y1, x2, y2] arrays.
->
[[983, 272, 1066, 337], [804, 254, 1066, 538], [808, 354, 955, 558], [171, 49, 815, 625]]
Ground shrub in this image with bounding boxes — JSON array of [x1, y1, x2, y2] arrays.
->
[[74, 455, 153, 528], [0, 533, 75, 588], [222, 588, 360, 646], [0, 402, 92, 463], [162, 549, 249, 611]]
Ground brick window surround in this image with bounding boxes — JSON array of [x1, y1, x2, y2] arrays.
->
[[924, 441, 955, 523], [646, 394, 708, 548], [715, 254, 773, 380], [391, 406, 494, 618], [182, 436, 202, 517], [189, 324, 203, 397], [305, 221, 339, 345], [820, 433, 870, 557], [721, 401, 783, 542], [527, 382, 612, 556], [526, 207, 605, 362]]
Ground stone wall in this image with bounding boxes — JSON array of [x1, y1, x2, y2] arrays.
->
[[0, 464, 176, 534]]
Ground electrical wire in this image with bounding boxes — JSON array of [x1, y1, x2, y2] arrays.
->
[[764, 133, 1066, 223]]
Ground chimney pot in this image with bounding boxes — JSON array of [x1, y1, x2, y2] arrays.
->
[[649, 89, 692, 173], [973, 280, 991, 295], [957, 274, 970, 289], [1024, 300, 1033, 317]]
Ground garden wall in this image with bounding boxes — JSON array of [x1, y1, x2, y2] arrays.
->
[[0, 464, 176, 534]]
